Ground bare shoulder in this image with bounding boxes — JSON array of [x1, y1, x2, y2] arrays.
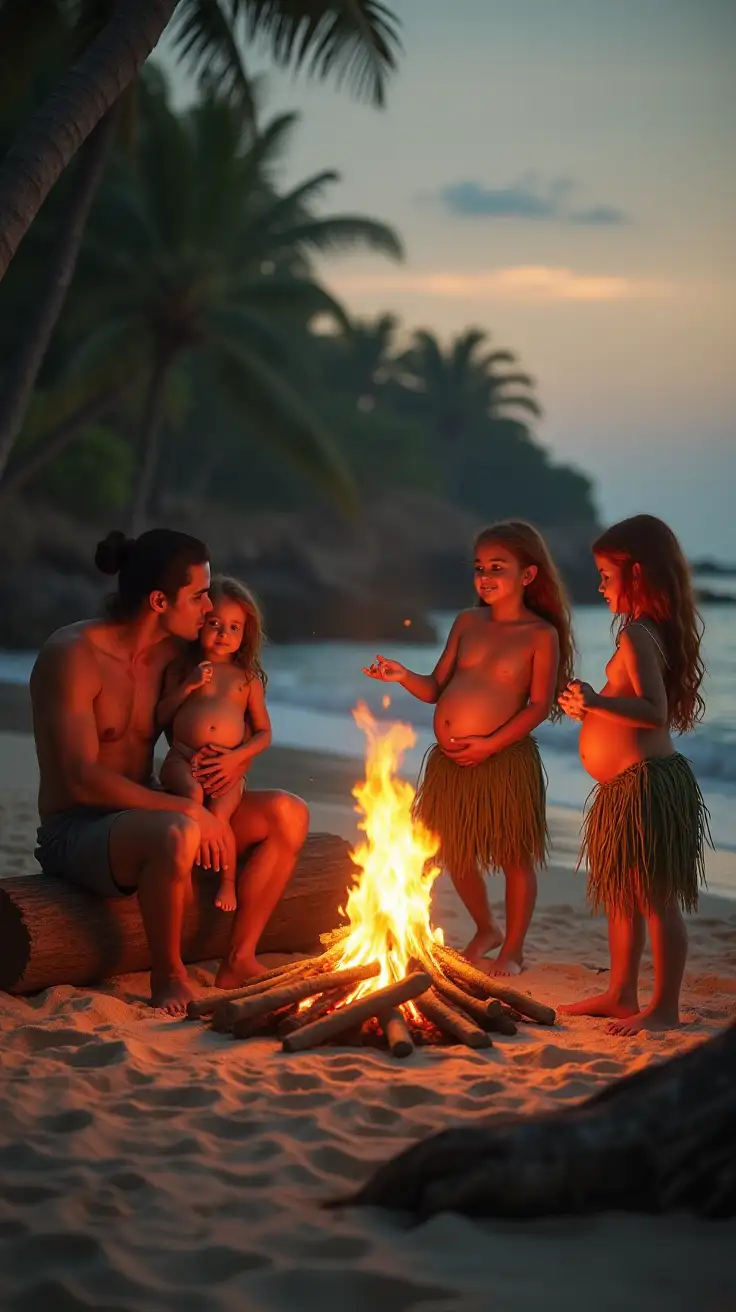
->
[[30, 622, 103, 708], [531, 617, 559, 650], [618, 622, 663, 666]]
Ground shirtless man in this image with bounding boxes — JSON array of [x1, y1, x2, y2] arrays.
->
[[31, 528, 309, 1014]]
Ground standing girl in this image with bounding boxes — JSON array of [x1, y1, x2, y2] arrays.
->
[[363, 521, 574, 974], [157, 576, 271, 913], [559, 515, 711, 1033]]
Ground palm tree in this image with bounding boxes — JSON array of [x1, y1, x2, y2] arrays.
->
[[319, 311, 400, 411], [394, 327, 542, 444], [0, 0, 401, 482], [56, 84, 402, 530]]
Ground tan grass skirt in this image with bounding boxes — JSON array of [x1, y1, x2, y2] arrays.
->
[[581, 753, 712, 915], [412, 737, 548, 876]]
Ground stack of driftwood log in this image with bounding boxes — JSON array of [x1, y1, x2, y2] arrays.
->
[[186, 940, 556, 1058]]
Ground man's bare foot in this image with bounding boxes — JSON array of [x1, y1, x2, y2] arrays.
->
[[558, 990, 639, 1019], [214, 956, 268, 989], [488, 953, 523, 977], [464, 925, 504, 962], [606, 1004, 680, 1036], [150, 971, 195, 1017], [214, 879, 237, 913]]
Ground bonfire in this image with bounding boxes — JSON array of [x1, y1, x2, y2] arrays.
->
[[187, 704, 555, 1056]]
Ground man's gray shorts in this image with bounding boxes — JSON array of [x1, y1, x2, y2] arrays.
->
[[35, 807, 134, 899]]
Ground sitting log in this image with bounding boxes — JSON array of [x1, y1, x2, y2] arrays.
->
[[335, 1021, 736, 1220], [0, 832, 352, 995]]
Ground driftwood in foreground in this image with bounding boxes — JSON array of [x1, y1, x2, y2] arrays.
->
[[0, 833, 352, 993], [380, 1009, 414, 1059], [334, 1021, 736, 1220], [416, 988, 492, 1049]]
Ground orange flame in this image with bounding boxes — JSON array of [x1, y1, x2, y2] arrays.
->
[[332, 702, 443, 1008]]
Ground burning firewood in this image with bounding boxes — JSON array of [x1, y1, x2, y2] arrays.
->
[[277, 985, 352, 1038], [380, 1009, 414, 1059], [415, 988, 492, 1049], [411, 955, 503, 1032], [224, 962, 381, 1035], [434, 944, 556, 1025], [282, 971, 432, 1053], [186, 949, 338, 1020]]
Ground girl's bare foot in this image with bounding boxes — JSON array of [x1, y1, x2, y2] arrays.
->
[[489, 953, 523, 976], [606, 1003, 680, 1036], [214, 956, 268, 989], [215, 878, 237, 913], [464, 925, 504, 962], [558, 990, 639, 1019], [150, 971, 195, 1017]]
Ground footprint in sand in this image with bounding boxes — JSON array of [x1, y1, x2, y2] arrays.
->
[[161, 1244, 271, 1283], [278, 1070, 322, 1093], [37, 1109, 93, 1134], [389, 1083, 443, 1109], [309, 1144, 369, 1181]]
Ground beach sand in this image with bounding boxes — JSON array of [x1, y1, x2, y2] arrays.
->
[[1, 703, 735, 1310]]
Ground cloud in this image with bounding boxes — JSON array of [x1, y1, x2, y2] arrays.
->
[[436, 177, 631, 226], [333, 266, 673, 303]]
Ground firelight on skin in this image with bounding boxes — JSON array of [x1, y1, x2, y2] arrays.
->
[[362, 521, 575, 976], [558, 515, 711, 1035], [157, 578, 272, 937]]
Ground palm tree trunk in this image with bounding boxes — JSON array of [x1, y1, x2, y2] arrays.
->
[[129, 359, 169, 535], [0, 0, 180, 281], [0, 381, 131, 500], [0, 109, 119, 483]]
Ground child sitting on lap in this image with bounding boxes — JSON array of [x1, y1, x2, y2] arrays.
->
[[157, 576, 270, 912]]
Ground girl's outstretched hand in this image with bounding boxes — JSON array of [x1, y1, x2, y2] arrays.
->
[[362, 654, 407, 683], [559, 679, 597, 720]]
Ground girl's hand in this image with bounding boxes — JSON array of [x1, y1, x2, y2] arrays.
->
[[184, 662, 213, 694], [445, 735, 493, 767], [362, 654, 407, 683], [192, 743, 249, 797], [558, 679, 598, 721]]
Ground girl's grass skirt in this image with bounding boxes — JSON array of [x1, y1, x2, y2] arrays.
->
[[412, 737, 548, 876], [582, 753, 712, 915]]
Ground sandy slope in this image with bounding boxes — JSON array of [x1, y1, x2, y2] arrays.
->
[[1, 729, 735, 1311]]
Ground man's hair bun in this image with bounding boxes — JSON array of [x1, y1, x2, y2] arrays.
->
[[95, 530, 133, 576]]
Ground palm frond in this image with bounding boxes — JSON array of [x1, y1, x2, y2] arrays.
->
[[233, 274, 352, 331], [490, 393, 543, 419], [213, 334, 358, 512], [276, 214, 403, 260], [236, 0, 401, 106], [170, 0, 257, 119]]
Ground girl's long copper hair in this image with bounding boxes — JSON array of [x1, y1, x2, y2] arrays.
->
[[201, 575, 267, 688], [474, 520, 575, 721], [593, 515, 704, 732]]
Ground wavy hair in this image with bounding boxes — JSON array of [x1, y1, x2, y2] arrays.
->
[[201, 575, 267, 688], [593, 515, 705, 732], [474, 520, 575, 721]]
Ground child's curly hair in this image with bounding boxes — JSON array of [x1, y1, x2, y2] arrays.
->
[[474, 519, 575, 722], [593, 514, 705, 732], [203, 575, 267, 688]]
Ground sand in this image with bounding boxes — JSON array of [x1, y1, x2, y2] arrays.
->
[[1, 719, 735, 1311]]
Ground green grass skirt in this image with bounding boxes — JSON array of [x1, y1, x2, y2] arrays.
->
[[582, 753, 712, 915], [412, 737, 548, 876]]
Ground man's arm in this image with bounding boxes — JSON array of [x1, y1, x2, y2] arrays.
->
[[32, 640, 200, 816]]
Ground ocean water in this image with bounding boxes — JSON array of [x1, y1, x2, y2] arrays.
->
[[2, 605, 735, 857]]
